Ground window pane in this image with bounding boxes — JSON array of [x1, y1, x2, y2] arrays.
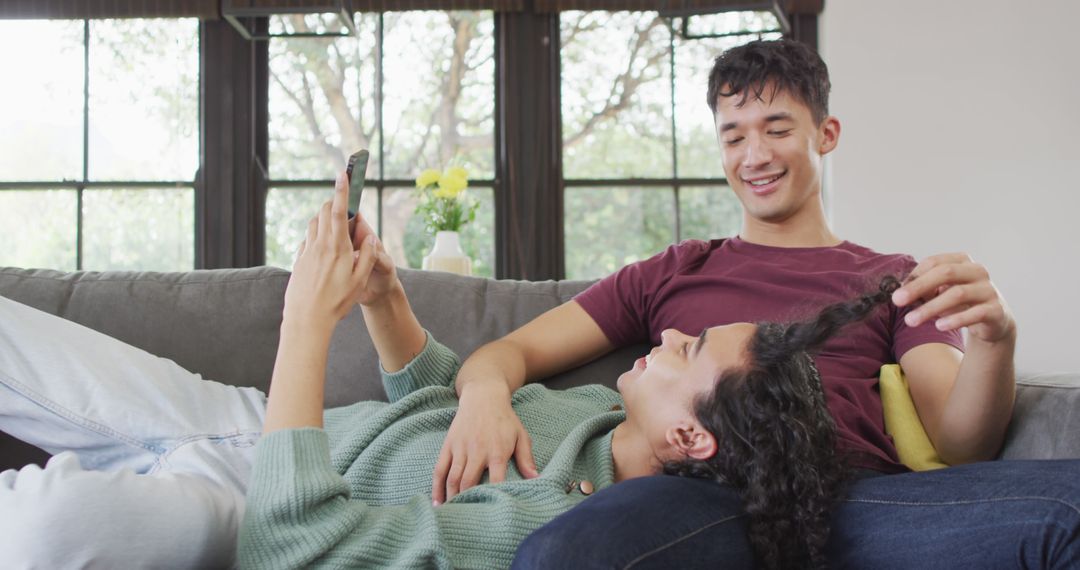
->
[[0, 190, 77, 270], [401, 187, 494, 278], [678, 186, 742, 241], [382, 12, 495, 180], [564, 187, 675, 280], [561, 12, 673, 179], [86, 19, 199, 181], [269, 13, 352, 36], [268, 15, 379, 180], [82, 188, 194, 271], [0, 21, 84, 181], [682, 11, 780, 37], [264, 186, 378, 269], [381, 188, 422, 271], [675, 25, 782, 178]]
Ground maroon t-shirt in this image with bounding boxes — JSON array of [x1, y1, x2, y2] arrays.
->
[[575, 237, 964, 473]]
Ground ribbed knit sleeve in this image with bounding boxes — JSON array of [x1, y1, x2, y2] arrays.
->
[[239, 428, 586, 570], [380, 331, 461, 403]]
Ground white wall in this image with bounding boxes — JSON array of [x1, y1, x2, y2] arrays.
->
[[821, 0, 1080, 373]]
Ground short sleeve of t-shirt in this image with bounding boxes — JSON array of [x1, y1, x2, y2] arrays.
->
[[886, 256, 965, 359]]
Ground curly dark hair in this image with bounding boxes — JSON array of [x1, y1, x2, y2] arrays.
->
[[706, 39, 831, 124], [664, 275, 902, 570]]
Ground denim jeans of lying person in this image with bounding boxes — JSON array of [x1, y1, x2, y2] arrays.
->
[[512, 460, 1080, 569], [0, 296, 268, 569]]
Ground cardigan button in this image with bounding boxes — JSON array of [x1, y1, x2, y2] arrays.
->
[[579, 480, 594, 495], [610, 404, 623, 411]]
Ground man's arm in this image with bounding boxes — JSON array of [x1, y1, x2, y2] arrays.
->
[[431, 301, 615, 505], [900, 340, 1015, 464], [894, 253, 1017, 464], [455, 300, 615, 396]]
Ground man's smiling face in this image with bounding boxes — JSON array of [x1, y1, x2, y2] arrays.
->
[[714, 85, 837, 226]]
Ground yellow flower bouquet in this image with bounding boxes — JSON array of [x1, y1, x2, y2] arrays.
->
[[414, 166, 480, 234]]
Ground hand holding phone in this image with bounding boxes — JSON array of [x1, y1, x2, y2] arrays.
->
[[345, 149, 369, 215], [345, 149, 370, 248]]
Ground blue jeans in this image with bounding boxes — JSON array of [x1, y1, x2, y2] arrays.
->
[[0, 296, 267, 568], [512, 460, 1080, 569]]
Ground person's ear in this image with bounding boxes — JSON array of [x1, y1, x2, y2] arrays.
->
[[817, 115, 841, 156], [666, 422, 718, 461]]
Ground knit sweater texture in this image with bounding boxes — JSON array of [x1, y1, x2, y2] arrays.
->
[[238, 332, 626, 569]]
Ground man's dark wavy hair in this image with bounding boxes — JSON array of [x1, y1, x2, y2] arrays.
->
[[707, 39, 831, 124], [664, 276, 902, 570]]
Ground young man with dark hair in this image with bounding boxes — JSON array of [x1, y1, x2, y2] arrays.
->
[[431, 39, 1080, 568]]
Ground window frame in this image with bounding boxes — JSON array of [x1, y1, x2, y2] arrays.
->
[[0, 8, 819, 279], [0, 19, 199, 271], [261, 12, 499, 275]]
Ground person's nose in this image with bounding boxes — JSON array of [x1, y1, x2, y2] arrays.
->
[[659, 329, 687, 350], [660, 329, 677, 349], [742, 133, 774, 170]]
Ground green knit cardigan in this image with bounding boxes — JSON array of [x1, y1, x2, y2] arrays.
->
[[238, 332, 627, 569]]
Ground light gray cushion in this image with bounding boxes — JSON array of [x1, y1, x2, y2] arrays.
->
[[1002, 373, 1080, 460], [0, 266, 291, 393], [0, 266, 643, 407]]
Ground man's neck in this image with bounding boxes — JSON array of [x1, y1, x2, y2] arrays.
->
[[610, 422, 662, 482], [740, 209, 841, 248]]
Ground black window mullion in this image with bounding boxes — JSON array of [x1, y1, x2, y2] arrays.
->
[[493, 10, 563, 280], [668, 22, 680, 242]]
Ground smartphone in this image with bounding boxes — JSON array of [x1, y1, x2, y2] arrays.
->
[[345, 149, 369, 216]]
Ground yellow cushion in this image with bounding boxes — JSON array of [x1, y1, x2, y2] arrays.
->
[[879, 364, 949, 471]]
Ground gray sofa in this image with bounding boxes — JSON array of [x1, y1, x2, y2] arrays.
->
[[2, 265, 1079, 472]]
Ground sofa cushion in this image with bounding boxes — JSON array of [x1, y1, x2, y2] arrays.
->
[[1001, 373, 1080, 460], [0, 266, 290, 393], [325, 268, 644, 406], [0, 266, 644, 409]]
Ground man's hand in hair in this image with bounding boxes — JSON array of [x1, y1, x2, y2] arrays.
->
[[892, 253, 1015, 344]]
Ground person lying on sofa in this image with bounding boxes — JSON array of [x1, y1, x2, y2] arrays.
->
[[425, 39, 1080, 569], [1, 170, 911, 569]]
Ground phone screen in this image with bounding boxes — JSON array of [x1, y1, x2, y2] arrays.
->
[[345, 149, 369, 215]]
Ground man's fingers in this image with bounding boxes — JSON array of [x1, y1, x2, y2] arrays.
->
[[514, 432, 540, 478], [893, 259, 982, 307], [904, 281, 993, 327], [932, 303, 996, 332]]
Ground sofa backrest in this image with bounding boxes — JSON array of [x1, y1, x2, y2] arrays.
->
[[0, 266, 645, 408]]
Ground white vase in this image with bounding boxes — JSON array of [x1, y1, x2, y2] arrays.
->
[[422, 231, 472, 276]]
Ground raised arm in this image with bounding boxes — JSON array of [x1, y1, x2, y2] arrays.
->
[[263, 171, 424, 434], [893, 253, 1017, 464], [431, 301, 614, 504]]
